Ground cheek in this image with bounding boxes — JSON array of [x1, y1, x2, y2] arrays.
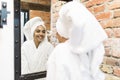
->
[[34, 33, 38, 37], [34, 33, 40, 39], [40, 33, 46, 39], [33, 33, 36, 37]]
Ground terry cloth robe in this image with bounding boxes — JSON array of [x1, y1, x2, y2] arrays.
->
[[21, 40, 54, 80], [46, 1, 108, 80], [47, 41, 106, 80]]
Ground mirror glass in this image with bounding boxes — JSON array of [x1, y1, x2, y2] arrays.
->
[[20, 0, 54, 79]]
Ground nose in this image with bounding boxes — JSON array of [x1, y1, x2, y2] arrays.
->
[[39, 32, 44, 36], [39, 30, 45, 36]]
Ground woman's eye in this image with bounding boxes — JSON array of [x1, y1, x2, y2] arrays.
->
[[42, 30, 46, 33], [36, 30, 40, 33], [35, 30, 46, 33]]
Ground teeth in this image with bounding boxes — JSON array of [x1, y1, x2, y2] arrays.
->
[[39, 36, 43, 39]]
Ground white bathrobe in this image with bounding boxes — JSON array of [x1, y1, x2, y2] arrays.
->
[[47, 41, 105, 80], [47, 1, 108, 80]]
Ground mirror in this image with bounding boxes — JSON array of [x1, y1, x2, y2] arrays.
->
[[20, 0, 53, 79]]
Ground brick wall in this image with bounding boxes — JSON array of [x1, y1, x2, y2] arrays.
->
[[51, 0, 120, 80], [50, 0, 66, 45]]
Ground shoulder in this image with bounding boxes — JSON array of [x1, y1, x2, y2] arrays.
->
[[53, 43, 67, 52], [48, 43, 69, 63], [47, 43, 65, 62], [21, 40, 33, 48], [47, 42, 54, 47], [44, 42, 54, 50]]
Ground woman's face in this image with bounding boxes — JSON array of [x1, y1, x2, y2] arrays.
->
[[34, 25, 46, 43]]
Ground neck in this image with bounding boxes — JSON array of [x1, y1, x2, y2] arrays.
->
[[34, 39, 40, 48]]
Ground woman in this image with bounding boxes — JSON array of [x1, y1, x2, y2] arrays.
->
[[21, 17, 54, 79], [47, 0, 108, 80]]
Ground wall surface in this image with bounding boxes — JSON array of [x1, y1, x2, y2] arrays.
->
[[51, 0, 120, 80], [0, 0, 14, 80]]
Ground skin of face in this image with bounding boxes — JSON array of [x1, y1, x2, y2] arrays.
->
[[33, 25, 46, 48]]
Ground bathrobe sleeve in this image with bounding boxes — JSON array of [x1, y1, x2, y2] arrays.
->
[[46, 50, 56, 80], [90, 43, 105, 80]]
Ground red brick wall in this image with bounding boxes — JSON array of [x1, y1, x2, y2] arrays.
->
[[51, 0, 120, 80], [51, 1, 66, 44]]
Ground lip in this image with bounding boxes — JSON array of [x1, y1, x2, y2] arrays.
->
[[39, 36, 43, 39], [38, 35, 44, 39]]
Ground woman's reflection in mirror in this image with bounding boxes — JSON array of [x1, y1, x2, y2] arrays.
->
[[21, 17, 54, 80]]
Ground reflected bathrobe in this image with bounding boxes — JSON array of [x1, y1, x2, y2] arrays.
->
[[21, 40, 54, 80], [47, 1, 108, 80]]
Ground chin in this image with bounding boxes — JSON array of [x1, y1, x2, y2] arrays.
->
[[38, 39, 43, 42]]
